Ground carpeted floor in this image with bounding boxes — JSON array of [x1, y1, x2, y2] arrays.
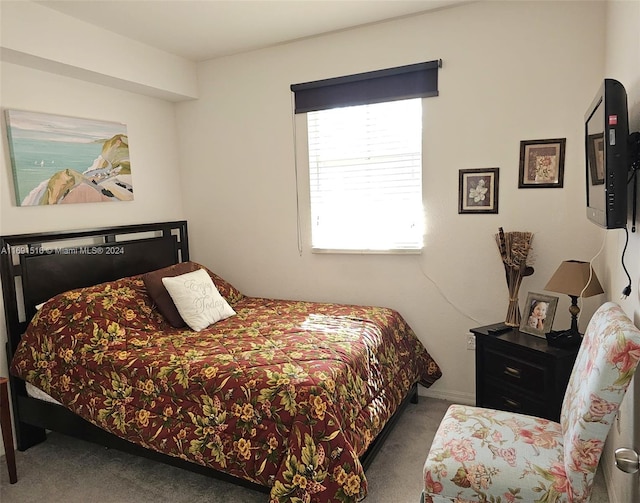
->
[[0, 397, 610, 502]]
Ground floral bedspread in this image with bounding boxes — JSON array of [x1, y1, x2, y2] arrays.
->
[[11, 275, 441, 502]]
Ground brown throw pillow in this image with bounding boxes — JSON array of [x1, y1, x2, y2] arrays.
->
[[143, 262, 201, 327], [143, 261, 244, 328]]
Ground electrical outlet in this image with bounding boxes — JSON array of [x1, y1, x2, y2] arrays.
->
[[467, 334, 476, 350]]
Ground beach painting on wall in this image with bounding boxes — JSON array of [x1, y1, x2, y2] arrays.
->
[[5, 110, 133, 206]]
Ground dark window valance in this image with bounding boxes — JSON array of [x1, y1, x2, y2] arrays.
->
[[290, 59, 441, 114]]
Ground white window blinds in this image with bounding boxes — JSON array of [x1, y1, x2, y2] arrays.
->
[[307, 98, 423, 252]]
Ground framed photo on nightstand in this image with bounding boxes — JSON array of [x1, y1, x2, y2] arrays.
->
[[519, 292, 558, 337]]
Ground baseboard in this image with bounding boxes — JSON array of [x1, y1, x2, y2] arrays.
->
[[418, 386, 474, 405]]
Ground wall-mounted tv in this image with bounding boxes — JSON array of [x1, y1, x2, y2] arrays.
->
[[585, 78, 629, 229]]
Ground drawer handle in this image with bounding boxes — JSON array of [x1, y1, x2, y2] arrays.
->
[[503, 366, 522, 378], [502, 397, 521, 409]]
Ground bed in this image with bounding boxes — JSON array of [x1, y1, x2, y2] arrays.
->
[[1, 221, 442, 502]]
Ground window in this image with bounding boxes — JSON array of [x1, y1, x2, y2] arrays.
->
[[291, 60, 440, 253], [307, 98, 423, 252]]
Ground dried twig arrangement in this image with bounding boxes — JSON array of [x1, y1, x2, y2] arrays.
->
[[496, 228, 534, 326]]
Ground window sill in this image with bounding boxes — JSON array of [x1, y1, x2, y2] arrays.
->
[[311, 248, 422, 255]]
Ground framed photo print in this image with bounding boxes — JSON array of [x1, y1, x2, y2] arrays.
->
[[518, 138, 566, 188], [519, 292, 559, 337], [458, 167, 499, 214], [587, 133, 605, 185]]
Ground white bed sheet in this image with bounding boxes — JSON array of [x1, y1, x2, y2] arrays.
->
[[26, 382, 62, 405]]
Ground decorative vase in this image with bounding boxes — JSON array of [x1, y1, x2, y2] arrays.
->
[[495, 228, 534, 327]]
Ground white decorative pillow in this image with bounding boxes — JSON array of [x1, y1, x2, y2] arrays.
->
[[161, 268, 236, 331]]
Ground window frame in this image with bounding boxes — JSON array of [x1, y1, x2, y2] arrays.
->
[[305, 98, 425, 254], [291, 60, 440, 255]]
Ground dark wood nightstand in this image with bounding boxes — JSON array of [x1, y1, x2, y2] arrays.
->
[[471, 324, 579, 422]]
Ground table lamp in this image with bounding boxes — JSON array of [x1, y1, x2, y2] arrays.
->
[[544, 260, 604, 345]]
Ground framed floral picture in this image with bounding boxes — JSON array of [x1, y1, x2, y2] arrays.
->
[[518, 138, 566, 188], [519, 292, 559, 337], [458, 167, 499, 214]]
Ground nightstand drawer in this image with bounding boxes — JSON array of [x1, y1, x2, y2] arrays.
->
[[473, 324, 579, 422], [483, 348, 548, 394], [483, 379, 547, 417]]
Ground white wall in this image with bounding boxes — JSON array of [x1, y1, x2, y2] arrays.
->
[[600, 2, 640, 502], [1, 1, 198, 101], [176, 0, 607, 403], [0, 64, 186, 232]]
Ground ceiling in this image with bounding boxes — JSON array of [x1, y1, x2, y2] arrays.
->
[[36, 0, 467, 62]]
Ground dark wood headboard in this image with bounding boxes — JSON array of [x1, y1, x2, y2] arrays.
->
[[1, 220, 188, 359]]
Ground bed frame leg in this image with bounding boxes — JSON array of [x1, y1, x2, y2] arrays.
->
[[5, 371, 48, 450], [410, 384, 419, 404], [15, 421, 47, 451]]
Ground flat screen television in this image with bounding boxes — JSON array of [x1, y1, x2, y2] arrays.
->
[[585, 78, 629, 229]]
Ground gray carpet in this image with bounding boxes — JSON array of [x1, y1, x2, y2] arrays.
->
[[0, 397, 609, 502]]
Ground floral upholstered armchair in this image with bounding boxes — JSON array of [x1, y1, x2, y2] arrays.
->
[[422, 302, 640, 503]]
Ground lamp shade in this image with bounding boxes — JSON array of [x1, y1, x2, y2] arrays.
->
[[544, 260, 604, 298]]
